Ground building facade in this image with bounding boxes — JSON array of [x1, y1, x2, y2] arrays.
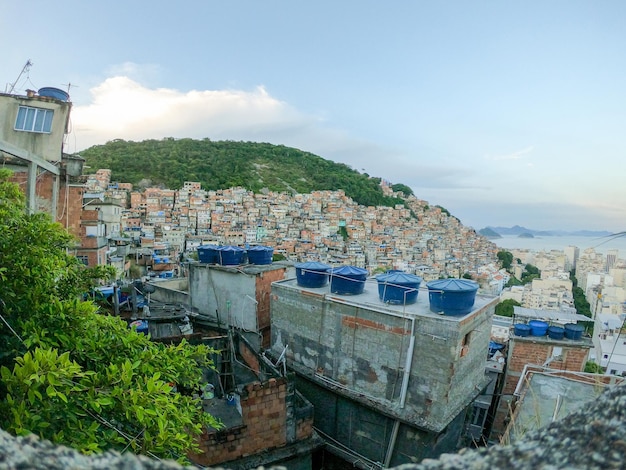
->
[[270, 277, 498, 466]]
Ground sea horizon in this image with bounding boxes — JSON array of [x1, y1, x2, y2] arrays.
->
[[491, 234, 626, 256]]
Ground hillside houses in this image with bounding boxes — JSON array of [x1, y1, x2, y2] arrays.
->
[[83, 170, 499, 280]]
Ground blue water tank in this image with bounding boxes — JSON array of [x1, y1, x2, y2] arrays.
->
[[197, 245, 219, 263], [216, 245, 245, 266], [247, 245, 274, 265], [514, 324, 531, 337], [295, 262, 330, 288], [564, 323, 585, 340], [330, 266, 368, 295], [38, 87, 70, 101], [375, 272, 422, 305], [529, 320, 549, 336], [426, 279, 479, 315], [547, 325, 565, 340]]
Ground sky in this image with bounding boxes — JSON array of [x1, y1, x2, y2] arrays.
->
[[2, 1, 625, 233]]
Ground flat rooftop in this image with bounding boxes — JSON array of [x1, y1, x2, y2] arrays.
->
[[274, 276, 498, 322]]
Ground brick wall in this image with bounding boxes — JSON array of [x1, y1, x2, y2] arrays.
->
[[7, 168, 83, 238], [193, 376, 313, 467], [503, 338, 590, 396]]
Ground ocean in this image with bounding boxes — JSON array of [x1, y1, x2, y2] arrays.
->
[[492, 234, 626, 256]]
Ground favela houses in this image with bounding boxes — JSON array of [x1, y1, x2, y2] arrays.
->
[[1, 81, 623, 469]]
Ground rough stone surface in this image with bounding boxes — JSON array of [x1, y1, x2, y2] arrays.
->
[[402, 381, 626, 470], [1, 382, 625, 469], [0, 431, 198, 470]]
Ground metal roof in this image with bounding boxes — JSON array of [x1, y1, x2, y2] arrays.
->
[[513, 306, 591, 323]]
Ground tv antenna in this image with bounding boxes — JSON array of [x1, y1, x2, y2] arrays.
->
[[62, 82, 78, 95], [6, 60, 33, 94]]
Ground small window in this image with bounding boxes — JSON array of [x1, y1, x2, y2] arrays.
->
[[15, 106, 54, 133]]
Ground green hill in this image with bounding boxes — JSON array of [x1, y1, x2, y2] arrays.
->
[[79, 138, 412, 208]]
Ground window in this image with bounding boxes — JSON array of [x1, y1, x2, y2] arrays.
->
[[14, 106, 54, 133], [76, 256, 89, 266]]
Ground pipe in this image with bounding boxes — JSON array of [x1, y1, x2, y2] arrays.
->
[[399, 316, 416, 408], [385, 315, 416, 467], [383, 420, 400, 468]]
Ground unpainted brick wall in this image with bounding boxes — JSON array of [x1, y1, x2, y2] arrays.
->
[[194, 376, 312, 467]]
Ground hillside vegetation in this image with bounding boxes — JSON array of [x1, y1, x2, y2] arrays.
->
[[80, 138, 413, 208]]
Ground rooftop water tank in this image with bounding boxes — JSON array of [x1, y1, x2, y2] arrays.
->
[[375, 272, 422, 305], [564, 323, 585, 340], [514, 323, 531, 337], [197, 245, 219, 264], [216, 245, 245, 266], [295, 261, 331, 288], [330, 266, 368, 295], [426, 279, 478, 316], [547, 325, 565, 340], [528, 320, 549, 336], [247, 245, 274, 265], [38, 87, 70, 101]]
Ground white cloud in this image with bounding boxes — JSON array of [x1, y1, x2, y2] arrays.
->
[[70, 77, 314, 151], [485, 145, 535, 161]]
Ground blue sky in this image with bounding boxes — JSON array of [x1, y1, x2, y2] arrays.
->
[[2, 1, 625, 232]]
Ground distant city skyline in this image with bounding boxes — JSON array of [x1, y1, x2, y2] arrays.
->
[[3, 1, 625, 232]]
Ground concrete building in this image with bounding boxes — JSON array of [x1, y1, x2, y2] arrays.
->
[[185, 261, 292, 350], [592, 312, 626, 376], [270, 276, 498, 466], [491, 307, 594, 441], [0, 87, 84, 221], [564, 245, 579, 271]]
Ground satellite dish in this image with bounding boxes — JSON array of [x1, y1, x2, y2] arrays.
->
[[143, 283, 156, 294]]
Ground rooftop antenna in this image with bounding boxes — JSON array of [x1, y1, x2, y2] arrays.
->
[[6, 59, 33, 94], [62, 82, 78, 94]]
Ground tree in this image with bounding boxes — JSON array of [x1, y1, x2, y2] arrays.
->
[[584, 361, 604, 374], [0, 170, 219, 462], [79, 139, 410, 210], [497, 251, 514, 270], [505, 276, 523, 287], [391, 183, 414, 196], [495, 299, 521, 317]]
